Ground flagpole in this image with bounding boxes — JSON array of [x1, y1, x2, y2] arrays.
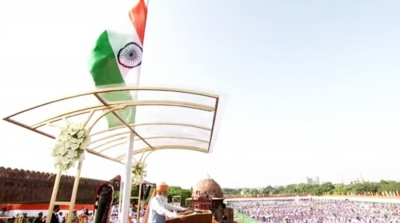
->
[[119, 133, 135, 223], [120, 1, 150, 222], [146, 0, 150, 13]]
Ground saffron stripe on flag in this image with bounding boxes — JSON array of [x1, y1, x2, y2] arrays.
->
[[129, 0, 147, 45]]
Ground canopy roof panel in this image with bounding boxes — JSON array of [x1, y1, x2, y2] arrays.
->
[[3, 86, 224, 164]]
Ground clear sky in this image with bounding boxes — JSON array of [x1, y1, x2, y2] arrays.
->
[[0, 0, 400, 189]]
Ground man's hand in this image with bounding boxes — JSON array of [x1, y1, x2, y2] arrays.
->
[[179, 208, 187, 212]]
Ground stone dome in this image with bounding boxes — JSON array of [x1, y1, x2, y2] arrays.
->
[[192, 178, 224, 198]]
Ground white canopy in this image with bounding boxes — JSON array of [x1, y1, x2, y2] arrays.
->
[[3, 86, 225, 163]]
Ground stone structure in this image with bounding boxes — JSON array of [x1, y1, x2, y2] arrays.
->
[[189, 178, 233, 223], [0, 167, 120, 204], [192, 178, 224, 198]]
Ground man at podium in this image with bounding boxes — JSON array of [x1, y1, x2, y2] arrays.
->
[[144, 182, 187, 223]]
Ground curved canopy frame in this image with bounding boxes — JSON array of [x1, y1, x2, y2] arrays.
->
[[3, 86, 221, 162], [3, 86, 223, 223]]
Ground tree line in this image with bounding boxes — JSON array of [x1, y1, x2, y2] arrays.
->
[[223, 180, 400, 196], [112, 180, 400, 205], [113, 186, 192, 206]]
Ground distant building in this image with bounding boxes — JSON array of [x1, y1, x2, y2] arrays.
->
[[306, 177, 320, 185], [350, 179, 362, 184]]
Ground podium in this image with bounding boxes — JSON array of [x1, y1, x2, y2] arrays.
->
[[167, 213, 213, 223]]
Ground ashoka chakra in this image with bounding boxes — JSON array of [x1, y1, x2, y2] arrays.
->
[[117, 42, 143, 68]]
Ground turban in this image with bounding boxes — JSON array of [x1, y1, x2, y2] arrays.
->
[[156, 183, 169, 192]]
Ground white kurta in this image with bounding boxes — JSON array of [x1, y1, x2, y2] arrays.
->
[[148, 195, 185, 223]]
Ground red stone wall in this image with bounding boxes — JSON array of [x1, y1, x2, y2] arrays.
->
[[0, 167, 120, 204]]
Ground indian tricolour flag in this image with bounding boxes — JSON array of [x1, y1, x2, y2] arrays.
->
[[89, 0, 147, 128]]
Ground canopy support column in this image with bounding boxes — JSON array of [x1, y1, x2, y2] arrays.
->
[[66, 160, 83, 223], [119, 133, 134, 223], [46, 169, 62, 223]]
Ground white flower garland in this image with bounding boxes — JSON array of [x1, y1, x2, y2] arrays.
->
[[132, 162, 147, 184], [51, 121, 90, 171]]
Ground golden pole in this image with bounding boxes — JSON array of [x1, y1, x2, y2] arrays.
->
[[46, 169, 62, 223], [66, 160, 83, 223]]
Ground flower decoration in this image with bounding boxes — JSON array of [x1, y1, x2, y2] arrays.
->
[[51, 120, 90, 171], [132, 161, 147, 184]]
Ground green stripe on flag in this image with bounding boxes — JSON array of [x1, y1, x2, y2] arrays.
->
[[89, 30, 135, 128]]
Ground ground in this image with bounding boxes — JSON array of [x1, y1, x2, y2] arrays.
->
[[234, 212, 261, 223]]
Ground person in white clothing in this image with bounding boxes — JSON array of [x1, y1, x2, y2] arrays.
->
[[111, 204, 118, 215], [80, 208, 87, 216], [88, 213, 94, 223], [110, 214, 118, 223], [58, 212, 64, 223], [143, 182, 188, 223]]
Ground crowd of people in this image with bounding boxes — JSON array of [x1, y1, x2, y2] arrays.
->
[[5, 197, 400, 223], [229, 199, 400, 223], [0, 206, 92, 223], [0, 204, 147, 223], [111, 204, 146, 223]]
